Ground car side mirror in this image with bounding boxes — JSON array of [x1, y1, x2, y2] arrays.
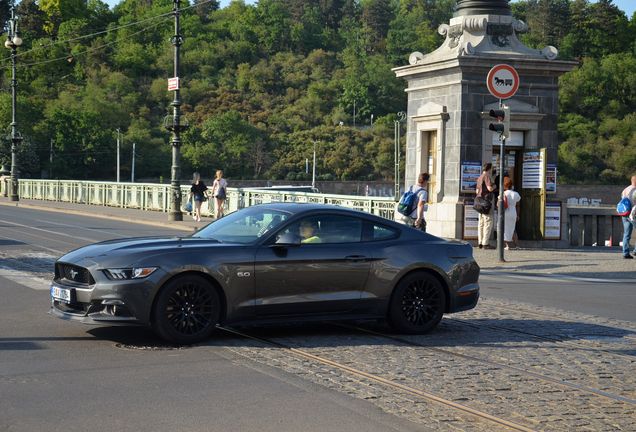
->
[[274, 232, 301, 246]]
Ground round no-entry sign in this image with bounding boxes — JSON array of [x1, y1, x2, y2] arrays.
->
[[486, 64, 520, 99]]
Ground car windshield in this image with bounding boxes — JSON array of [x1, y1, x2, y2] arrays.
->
[[192, 207, 290, 244]]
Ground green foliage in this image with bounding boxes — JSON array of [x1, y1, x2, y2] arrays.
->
[[3, 0, 635, 185], [558, 52, 636, 183]]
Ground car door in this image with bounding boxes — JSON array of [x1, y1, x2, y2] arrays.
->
[[253, 214, 371, 317]]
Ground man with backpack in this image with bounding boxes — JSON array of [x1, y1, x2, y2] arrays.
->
[[620, 175, 636, 259], [394, 173, 430, 232]]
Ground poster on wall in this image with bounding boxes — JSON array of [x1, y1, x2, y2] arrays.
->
[[463, 201, 479, 240], [461, 162, 482, 193], [522, 150, 545, 189], [545, 164, 557, 193], [544, 201, 562, 240]]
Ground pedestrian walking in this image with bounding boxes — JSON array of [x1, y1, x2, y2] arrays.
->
[[189, 172, 208, 222], [476, 163, 495, 249], [620, 175, 636, 259], [394, 173, 430, 232], [503, 177, 521, 250], [412, 173, 430, 232], [211, 169, 228, 219]]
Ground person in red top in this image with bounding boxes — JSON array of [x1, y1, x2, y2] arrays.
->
[[620, 175, 636, 259], [476, 163, 495, 249]]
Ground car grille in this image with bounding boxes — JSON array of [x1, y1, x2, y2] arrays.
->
[[55, 263, 95, 286]]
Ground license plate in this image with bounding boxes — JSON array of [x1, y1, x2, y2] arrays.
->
[[51, 285, 72, 303]]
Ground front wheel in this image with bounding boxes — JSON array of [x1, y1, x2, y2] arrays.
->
[[152, 274, 220, 344], [388, 271, 446, 334]]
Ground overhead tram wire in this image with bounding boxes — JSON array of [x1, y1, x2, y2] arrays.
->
[[0, 0, 219, 66], [0, 18, 172, 70]]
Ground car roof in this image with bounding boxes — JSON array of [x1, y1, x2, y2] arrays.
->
[[250, 202, 434, 240], [253, 202, 373, 217]]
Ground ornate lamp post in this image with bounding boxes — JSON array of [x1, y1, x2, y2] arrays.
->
[[4, 5, 22, 202], [393, 112, 406, 201], [164, 0, 188, 221]]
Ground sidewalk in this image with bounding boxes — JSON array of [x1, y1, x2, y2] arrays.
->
[[2, 198, 634, 280]]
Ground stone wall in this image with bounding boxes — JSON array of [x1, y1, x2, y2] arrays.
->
[[556, 185, 625, 207]]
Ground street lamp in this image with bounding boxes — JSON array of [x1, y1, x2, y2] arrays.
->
[[163, 0, 189, 221], [5, 5, 22, 202], [393, 112, 406, 201], [311, 141, 317, 190], [116, 128, 121, 183]]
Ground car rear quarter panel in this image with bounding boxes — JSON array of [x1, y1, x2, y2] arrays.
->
[[365, 240, 479, 313]]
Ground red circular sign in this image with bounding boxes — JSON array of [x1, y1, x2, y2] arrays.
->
[[486, 64, 520, 99]]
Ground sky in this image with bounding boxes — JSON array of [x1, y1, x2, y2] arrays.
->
[[102, 0, 634, 20]]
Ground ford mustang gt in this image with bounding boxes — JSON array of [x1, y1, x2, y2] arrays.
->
[[50, 203, 479, 344]]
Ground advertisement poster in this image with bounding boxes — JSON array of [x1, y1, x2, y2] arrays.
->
[[463, 201, 479, 240], [545, 164, 557, 193], [461, 162, 482, 193], [544, 202, 562, 240], [522, 151, 544, 189]]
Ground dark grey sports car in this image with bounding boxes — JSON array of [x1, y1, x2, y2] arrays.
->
[[50, 203, 479, 344]]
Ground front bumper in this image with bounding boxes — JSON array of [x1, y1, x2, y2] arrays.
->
[[48, 270, 165, 326], [49, 301, 142, 326]]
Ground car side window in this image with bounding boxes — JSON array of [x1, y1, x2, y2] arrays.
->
[[369, 223, 399, 241], [314, 215, 362, 244], [277, 215, 363, 244]]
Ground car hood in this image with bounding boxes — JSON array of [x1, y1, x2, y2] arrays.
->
[[58, 236, 227, 265]]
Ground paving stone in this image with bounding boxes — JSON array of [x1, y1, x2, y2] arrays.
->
[[220, 295, 636, 431]]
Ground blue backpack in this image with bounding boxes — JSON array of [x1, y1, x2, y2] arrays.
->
[[617, 196, 632, 216], [397, 186, 422, 216]]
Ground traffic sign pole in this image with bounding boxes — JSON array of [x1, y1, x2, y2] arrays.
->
[[497, 99, 506, 262], [486, 65, 519, 261]]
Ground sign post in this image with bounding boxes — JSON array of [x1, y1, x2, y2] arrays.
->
[[486, 64, 519, 262], [168, 77, 180, 91]]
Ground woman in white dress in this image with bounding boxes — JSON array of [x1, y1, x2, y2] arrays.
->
[[503, 177, 521, 250]]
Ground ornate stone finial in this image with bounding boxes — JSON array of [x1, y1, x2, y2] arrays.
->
[[453, 0, 511, 17]]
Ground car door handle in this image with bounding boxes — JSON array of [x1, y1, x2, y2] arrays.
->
[[344, 255, 368, 262]]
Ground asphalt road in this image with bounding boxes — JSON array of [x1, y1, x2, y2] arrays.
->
[[0, 205, 422, 432], [479, 273, 636, 322]]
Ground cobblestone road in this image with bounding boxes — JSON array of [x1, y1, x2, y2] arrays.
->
[[216, 296, 636, 431]]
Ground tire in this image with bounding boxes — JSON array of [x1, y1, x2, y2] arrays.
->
[[388, 271, 446, 334], [152, 274, 221, 344]]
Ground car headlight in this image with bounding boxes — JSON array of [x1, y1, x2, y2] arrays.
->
[[104, 267, 158, 280]]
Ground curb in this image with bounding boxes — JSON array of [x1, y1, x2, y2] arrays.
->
[[479, 269, 635, 283]]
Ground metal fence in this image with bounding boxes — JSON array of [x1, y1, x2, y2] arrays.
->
[[16, 179, 396, 220], [7, 179, 625, 247]]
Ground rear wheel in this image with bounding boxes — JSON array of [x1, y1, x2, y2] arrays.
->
[[152, 274, 220, 344], [388, 271, 445, 334]]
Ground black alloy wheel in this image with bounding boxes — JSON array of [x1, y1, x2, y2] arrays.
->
[[389, 271, 446, 334], [153, 274, 220, 344]]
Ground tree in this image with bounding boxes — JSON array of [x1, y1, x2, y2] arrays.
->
[[558, 53, 636, 183], [361, 0, 394, 50], [184, 111, 267, 178], [517, 0, 571, 49], [15, 0, 47, 41], [560, 0, 630, 59]]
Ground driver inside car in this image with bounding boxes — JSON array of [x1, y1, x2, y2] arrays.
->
[[299, 220, 321, 243]]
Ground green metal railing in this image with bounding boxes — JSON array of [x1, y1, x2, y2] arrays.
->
[[15, 179, 396, 220]]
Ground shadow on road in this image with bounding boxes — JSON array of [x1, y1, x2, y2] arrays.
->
[[33, 317, 629, 357]]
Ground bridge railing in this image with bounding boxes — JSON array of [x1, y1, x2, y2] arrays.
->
[[13, 179, 622, 247], [17, 180, 396, 220]]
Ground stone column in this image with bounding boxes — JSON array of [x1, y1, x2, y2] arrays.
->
[[393, 0, 576, 240]]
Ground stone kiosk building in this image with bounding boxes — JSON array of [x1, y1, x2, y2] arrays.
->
[[393, 0, 576, 241]]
